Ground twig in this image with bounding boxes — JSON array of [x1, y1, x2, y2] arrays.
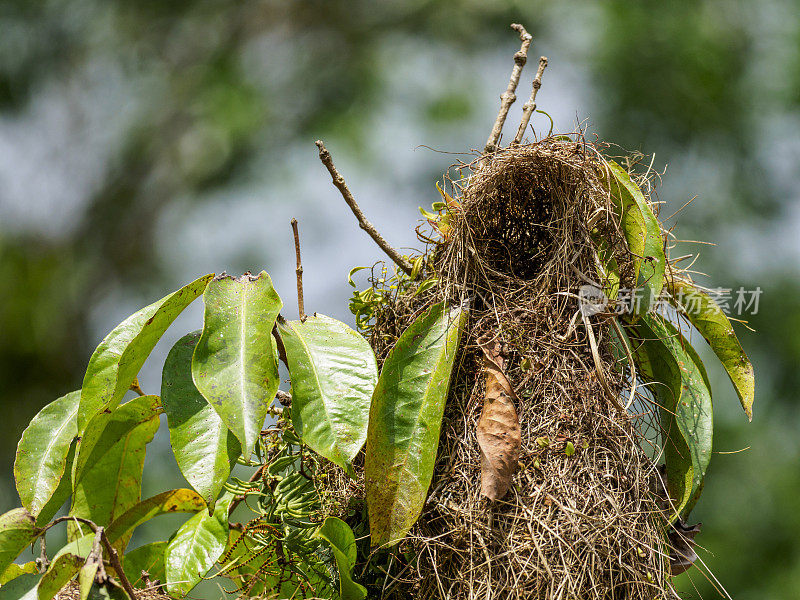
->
[[484, 23, 533, 153], [512, 56, 548, 144], [45, 517, 137, 600], [290, 218, 305, 321], [315, 140, 412, 275], [37, 536, 49, 572]]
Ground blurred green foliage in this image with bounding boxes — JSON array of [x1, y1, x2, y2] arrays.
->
[[2, 1, 799, 598]]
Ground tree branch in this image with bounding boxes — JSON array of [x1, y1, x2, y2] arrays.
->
[[45, 517, 137, 600], [512, 56, 548, 144], [315, 140, 412, 275], [290, 218, 306, 321], [484, 23, 533, 153]]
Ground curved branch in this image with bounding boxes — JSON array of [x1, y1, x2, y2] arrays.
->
[[315, 141, 412, 275]]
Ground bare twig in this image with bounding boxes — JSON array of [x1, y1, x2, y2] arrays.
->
[[46, 517, 137, 600], [484, 23, 533, 153], [315, 140, 413, 275], [290, 218, 305, 321], [512, 56, 548, 144]]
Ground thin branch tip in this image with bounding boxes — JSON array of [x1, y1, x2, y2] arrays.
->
[[512, 55, 549, 145], [485, 24, 534, 153], [510, 23, 532, 40], [314, 139, 412, 275], [290, 218, 305, 321]]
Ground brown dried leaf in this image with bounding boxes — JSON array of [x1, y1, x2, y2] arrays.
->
[[476, 340, 522, 500]]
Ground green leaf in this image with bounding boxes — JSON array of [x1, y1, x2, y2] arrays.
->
[[37, 553, 83, 600], [105, 489, 206, 545], [34, 442, 76, 528], [592, 234, 621, 301], [162, 332, 242, 506], [69, 397, 160, 549], [78, 560, 98, 600], [192, 272, 282, 459], [0, 562, 38, 585], [122, 542, 167, 588], [164, 492, 232, 596], [667, 277, 755, 420], [73, 396, 161, 491], [77, 274, 213, 432], [634, 316, 713, 518], [278, 314, 377, 471], [53, 536, 93, 562], [607, 320, 633, 371], [313, 517, 366, 600], [365, 301, 467, 547], [599, 160, 665, 315], [14, 391, 80, 517], [0, 509, 40, 575], [0, 573, 41, 600]]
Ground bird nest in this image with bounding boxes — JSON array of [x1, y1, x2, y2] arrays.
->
[[319, 138, 679, 600]]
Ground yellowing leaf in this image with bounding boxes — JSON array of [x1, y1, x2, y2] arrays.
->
[[667, 277, 755, 420], [365, 302, 467, 547]]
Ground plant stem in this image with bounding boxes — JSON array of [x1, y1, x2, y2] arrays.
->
[[512, 56, 549, 144], [290, 218, 305, 321], [315, 140, 412, 275], [484, 23, 532, 153]]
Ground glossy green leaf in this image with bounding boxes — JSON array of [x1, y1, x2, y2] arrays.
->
[[14, 391, 80, 517], [365, 302, 467, 547], [77, 274, 213, 432], [0, 562, 38, 585], [667, 277, 755, 420], [278, 314, 377, 471], [34, 442, 76, 528], [106, 489, 206, 545], [164, 493, 232, 596], [0, 509, 40, 575], [73, 396, 161, 491], [69, 397, 160, 549], [0, 573, 41, 600], [634, 316, 713, 518], [162, 332, 241, 506], [599, 160, 665, 315], [593, 235, 621, 301], [313, 517, 366, 600], [37, 553, 82, 600], [192, 272, 282, 459], [122, 542, 167, 588]]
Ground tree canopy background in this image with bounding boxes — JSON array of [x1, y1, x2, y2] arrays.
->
[[1, 1, 798, 598]]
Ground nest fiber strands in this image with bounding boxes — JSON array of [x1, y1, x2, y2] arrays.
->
[[326, 139, 673, 600]]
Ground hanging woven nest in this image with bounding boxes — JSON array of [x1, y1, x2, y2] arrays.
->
[[319, 138, 679, 599]]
